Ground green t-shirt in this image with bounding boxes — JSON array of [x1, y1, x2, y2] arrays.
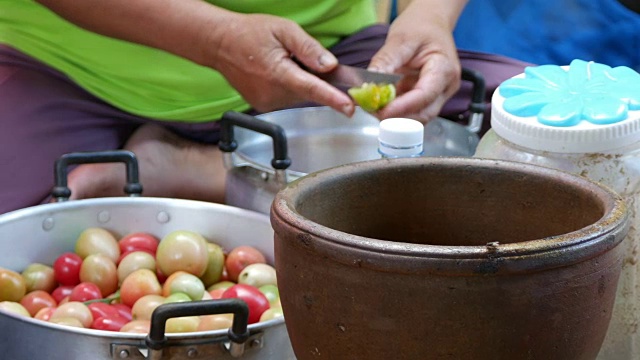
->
[[0, 0, 377, 122]]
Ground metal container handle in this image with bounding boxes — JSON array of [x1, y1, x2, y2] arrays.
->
[[219, 111, 291, 171], [51, 150, 143, 202], [461, 67, 486, 134], [146, 299, 251, 359]]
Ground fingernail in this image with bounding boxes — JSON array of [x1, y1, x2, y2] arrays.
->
[[342, 103, 354, 116], [319, 53, 337, 68]]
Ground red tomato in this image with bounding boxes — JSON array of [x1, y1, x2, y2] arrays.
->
[[224, 246, 266, 282], [87, 302, 120, 320], [119, 232, 159, 257], [69, 282, 103, 302], [51, 285, 74, 304], [92, 315, 129, 332], [20, 290, 57, 317], [111, 303, 133, 321], [53, 252, 83, 286], [221, 284, 270, 324]]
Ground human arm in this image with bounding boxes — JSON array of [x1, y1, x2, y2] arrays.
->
[[35, 0, 356, 116], [370, 0, 468, 122]]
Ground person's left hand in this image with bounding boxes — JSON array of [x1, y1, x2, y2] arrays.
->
[[368, 3, 462, 123]]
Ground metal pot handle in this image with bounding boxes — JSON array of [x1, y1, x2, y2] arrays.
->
[[461, 67, 486, 134], [51, 150, 143, 202], [218, 111, 292, 184], [146, 299, 251, 359]]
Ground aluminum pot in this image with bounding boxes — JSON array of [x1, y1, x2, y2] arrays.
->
[[219, 107, 481, 215], [0, 151, 295, 360], [270, 157, 630, 360]]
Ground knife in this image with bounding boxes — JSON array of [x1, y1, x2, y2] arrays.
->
[[314, 64, 404, 88]]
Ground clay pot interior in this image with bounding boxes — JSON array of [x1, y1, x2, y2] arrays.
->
[[294, 160, 605, 246]]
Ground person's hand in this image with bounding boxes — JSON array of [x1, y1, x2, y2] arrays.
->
[[208, 12, 356, 116], [368, 1, 464, 122]]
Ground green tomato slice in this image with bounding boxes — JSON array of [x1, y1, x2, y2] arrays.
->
[[348, 82, 396, 112]]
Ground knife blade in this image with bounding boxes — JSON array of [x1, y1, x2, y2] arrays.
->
[[315, 64, 403, 88]]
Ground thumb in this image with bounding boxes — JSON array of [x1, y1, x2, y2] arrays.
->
[[368, 42, 410, 74]]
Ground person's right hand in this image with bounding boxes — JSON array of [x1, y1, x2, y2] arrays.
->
[[35, 0, 356, 117], [206, 12, 356, 116]]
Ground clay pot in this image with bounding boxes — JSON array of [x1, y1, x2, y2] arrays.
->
[[271, 157, 629, 360]]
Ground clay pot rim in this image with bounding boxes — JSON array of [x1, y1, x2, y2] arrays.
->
[[271, 157, 629, 273]]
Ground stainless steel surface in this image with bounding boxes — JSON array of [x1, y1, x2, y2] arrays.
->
[[0, 197, 295, 360], [224, 106, 479, 214], [316, 64, 403, 87]]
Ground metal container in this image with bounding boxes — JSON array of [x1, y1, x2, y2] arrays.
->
[[271, 157, 629, 360], [220, 107, 480, 215], [0, 152, 295, 360]]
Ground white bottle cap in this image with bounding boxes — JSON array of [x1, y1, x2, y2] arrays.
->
[[378, 118, 424, 157], [491, 60, 640, 154]]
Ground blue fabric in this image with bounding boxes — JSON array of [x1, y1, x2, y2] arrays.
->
[[453, 0, 640, 71]]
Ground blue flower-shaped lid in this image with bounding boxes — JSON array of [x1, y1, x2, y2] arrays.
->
[[492, 59, 640, 153]]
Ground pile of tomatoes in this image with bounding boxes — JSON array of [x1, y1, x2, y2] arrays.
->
[[0, 227, 281, 333]]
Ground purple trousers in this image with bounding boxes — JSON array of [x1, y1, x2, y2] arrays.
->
[[0, 24, 530, 214]]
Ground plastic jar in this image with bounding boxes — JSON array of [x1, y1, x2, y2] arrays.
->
[[378, 118, 424, 158], [474, 59, 640, 360]]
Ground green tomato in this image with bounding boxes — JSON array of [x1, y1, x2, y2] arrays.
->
[[348, 82, 396, 112], [164, 292, 192, 304], [164, 272, 205, 301], [199, 242, 225, 288], [258, 284, 280, 306], [207, 281, 235, 292]]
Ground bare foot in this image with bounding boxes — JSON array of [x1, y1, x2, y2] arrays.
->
[[67, 123, 226, 203]]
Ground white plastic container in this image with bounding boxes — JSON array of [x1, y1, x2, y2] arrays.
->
[[474, 59, 640, 360], [378, 118, 424, 158]]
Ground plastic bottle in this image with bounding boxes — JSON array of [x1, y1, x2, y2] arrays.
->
[[474, 59, 640, 360], [378, 118, 425, 158]]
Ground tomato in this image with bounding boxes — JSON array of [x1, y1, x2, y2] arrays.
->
[[79, 254, 118, 297], [0, 301, 31, 317], [34, 306, 56, 321], [117, 251, 156, 284], [258, 284, 280, 306], [119, 269, 162, 308], [238, 263, 277, 288], [92, 315, 129, 331], [51, 285, 74, 303], [111, 303, 133, 321], [118, 232, 159, 257], [69, 282, 103, 302], [199, 242, 225, 287], [197, 313, 233, 331], [221, 284, 270, 324], [259, 307, 284, 322], [166, 316, 200, 333], [162, 271, 205, 301], [74, 227, 121, 263], [21, 263, 56, 293], [20, 290, 57, 317], [53, 252, 83, 286], [156, 230, 209, 277], [131, 294, 164, 321], [120, 319, 150, 334], [87, 302, 120, 320], [164, 292, 192, 303], [0, 268, 27, 302], [207, 281, 235, 292], [50, 317, 84, 328], [224, 246, 266, 282], [208, 288, 226, 299], [50, 301, 93, 327]]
